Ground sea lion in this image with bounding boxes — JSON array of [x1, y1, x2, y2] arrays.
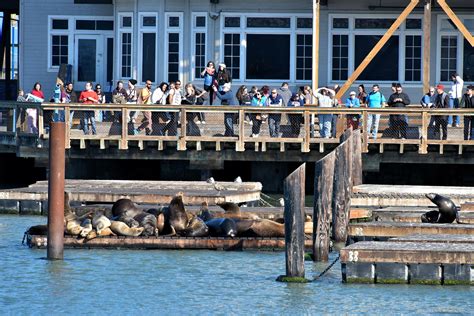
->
[[216, 202, 260, 220], [92, 213, 111, 234], [423, 193, 459, 223], [110, 221, 144, 237], [26, 225, 48, 236], [65, 217, 82, 236], [79, 218, 93, 238], [205, 218, 237, 237], [236, 219, 285, 238], [85, 227, 116, 241], [217, 202, 241, 214], [197, 202, 213, 222], [164, 195, 189, 232], [111, 198, 143, 219], [182, 216, 209, 237], [134, 212, 158, 237]]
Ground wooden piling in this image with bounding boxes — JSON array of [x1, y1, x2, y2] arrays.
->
[[279, 163, 306, 281], [47, 122, 65, 260], [352, 129, 363, 186], [332, 137, 353, 243], [313, 151, 336, 261]]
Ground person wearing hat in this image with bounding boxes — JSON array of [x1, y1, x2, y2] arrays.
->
[[433, 84, 449, 140], [387, 84, 411, 139], [345, 91, 361, 130], [460, 85, 474, 140], [126, 79, 138, 123], [216, 63, 231, 92], [287, 93, 304, 137], [213, 82, 237, 136]]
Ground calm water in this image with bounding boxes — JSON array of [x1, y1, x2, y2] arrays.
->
[[1, 215, 473, 315]]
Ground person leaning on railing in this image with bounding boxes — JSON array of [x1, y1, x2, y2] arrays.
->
[[433, 84, 450, 140], [249, 89, 267, 137], [365, 84, 387, 140], [460, 85, 474, 140], [78, 82, 98, 135], [268, 89, 283, 137], [213, 83, 237, 137], [287, 93, 304, 138], [314, 87, 336, 139], [387, 84, 411, 139], [133, 79, 153, 136], [345, 91, 361, 130]]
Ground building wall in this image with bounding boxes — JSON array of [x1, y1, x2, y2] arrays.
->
[[19, 0, 112, 96]]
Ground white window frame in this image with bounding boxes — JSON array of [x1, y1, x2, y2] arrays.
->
[[48, 16, 73, 71], [328, 14, 423, 85], [220, 13, 312, 84], [191, 12, 208, 81], [117, 12, 133, 80], [164, 12, 184, 83], [436, 15, 472, 84], [138, 12, 158, 84]]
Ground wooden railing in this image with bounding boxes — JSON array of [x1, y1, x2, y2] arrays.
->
[[1, 101, 474, 154]]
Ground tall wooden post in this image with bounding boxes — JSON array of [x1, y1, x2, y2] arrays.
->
[[352, 129, 363, 186], [332, 138, 353, 243], [313, 151, 336, 261], [279, 163, 306, 281], [47, 122, 65, 260], [423, 0, 432, 93], [311, 0, 320, 103]]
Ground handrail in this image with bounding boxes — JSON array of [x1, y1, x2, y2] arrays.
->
[[1, 101, 474, 154]]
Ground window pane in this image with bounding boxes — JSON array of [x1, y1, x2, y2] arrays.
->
[[406, 19, 422, 29], [142, 33, 156, 82], [121, 32, 132, 77], [168, 32, 180, 82], [122, 16, 132, 28], [107, 37, 113, 82], [463, 38, 474, 81], [297, 18, 312, 29], [225, 17, 240, 28], [440, 35, 457, 81], [51, 35, 68, 66], [246, 18, 291, 28], [169, 16, 179, 27], [331, 34, 348, 81], [196, 16, 206, 27], [246, 34, 290, 79], [97, 20, 114, 30], [354, 35, 399, 80], [142, 16, 156, 27], [333, 18, 349, 29], [77, 39, 96, 82], [76, 20, 95, 30], [52, 19, 68, 30], [224, 33, 240, 80], [355, 18, 395, 29]]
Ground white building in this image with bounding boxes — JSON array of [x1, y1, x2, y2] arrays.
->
[[19, 0, 474, 100]]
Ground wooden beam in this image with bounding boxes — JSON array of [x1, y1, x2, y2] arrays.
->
[[312, 0, 320, 103], [437, 0, 474, 47], [335, 0, 420, 100], [423, 0, 432, 93]]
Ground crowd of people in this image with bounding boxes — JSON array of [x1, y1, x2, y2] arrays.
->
[[15, 63, 474, 140]]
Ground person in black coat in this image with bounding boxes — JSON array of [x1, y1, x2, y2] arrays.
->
[[434, 84, 450, 140], [460, 85, 474, 140], [387, 84, 411, 139]]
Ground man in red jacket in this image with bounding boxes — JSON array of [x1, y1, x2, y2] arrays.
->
[[79, 82, 98, 135]]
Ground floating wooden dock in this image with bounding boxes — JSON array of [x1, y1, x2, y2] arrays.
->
[[26, 234, 313, 251], [341, 238, 474, 285], [372, 207, 474, 224], [0, 180, 262, 215], [352, 185, 474, 207]]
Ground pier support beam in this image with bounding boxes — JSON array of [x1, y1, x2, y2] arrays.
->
[[47, 122, 65, 260]]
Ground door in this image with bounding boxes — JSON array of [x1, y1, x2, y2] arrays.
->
[[74, 35, 104, 88]]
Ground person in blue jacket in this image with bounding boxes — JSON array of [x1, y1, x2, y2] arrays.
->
[[345, 91, 361, 130], [213, 83, 237, 136]]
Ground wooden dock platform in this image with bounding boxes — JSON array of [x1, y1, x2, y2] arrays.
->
[[0, 180, 262, 214], [340, 239, 474, 285], [352, 185, 474, 207], [26, 234, 313, 251], [371, 207, 474, 224]]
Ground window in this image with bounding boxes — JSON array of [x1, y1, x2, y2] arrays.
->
[[333, 18, 349, 29], [51, 35, 68, 66], [192, 14, 207, 80], [331, 35, 348, 81], [119, 13, 133, 79], [355, 35, 399, 81], [247, 34, 290, 80], [355, 18, 395, 29], [463, 38, 474, 82], [405, 35, 421, 81], [296, 34, 313, 80], [297, 18, 312, 29], [246, 18, 291, 28], [224, 17, 240, 28], [52, 19, 68, 30], [440, 36, 457, 82], [141, 33, 156, 82], [165, 14, 183, 82], [142, 16, 156, 27], [224, 33, 240, 80]]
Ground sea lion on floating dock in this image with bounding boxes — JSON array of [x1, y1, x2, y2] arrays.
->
[[422, 193, 459, 224], [79, 218, 93, 238], [110, 221, 144, 237], [235, 219, 285, 238], [216, 202, 260, 220], [25, 225, 48, 236], [111, 198, 143, 219], [205, 218, 237, 237], [164, 195, 189, 232], [198, 202, 213, 222], [134, 212, 158, 237], [182, 216, 209, 237], [92, 213, 111, 234]]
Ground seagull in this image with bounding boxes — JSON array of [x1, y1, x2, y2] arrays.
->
[[234, 176, 242, 183], [278, 198, 285, 207], [206, 177, 215, 184]]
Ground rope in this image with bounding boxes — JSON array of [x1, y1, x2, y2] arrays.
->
[[259, 198, 274, 207], [312, 254, 340, 281]]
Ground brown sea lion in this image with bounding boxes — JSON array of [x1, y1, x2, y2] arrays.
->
[[110, 221, 144, 237], [198, 202, 213, 222], [215, 202, 260, 220], [92, 213, 111, 234], [85, 227, 116, 240], [134, 212, 158, 237], [79, 218, 93, 238], [164, 195, 189, 232], [182, 216, 209, 237], [236, 219, 285, 238], [111, 198, 143, 219]]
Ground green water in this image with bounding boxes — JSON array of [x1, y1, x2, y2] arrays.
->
[[1, 215, 473, 315]]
